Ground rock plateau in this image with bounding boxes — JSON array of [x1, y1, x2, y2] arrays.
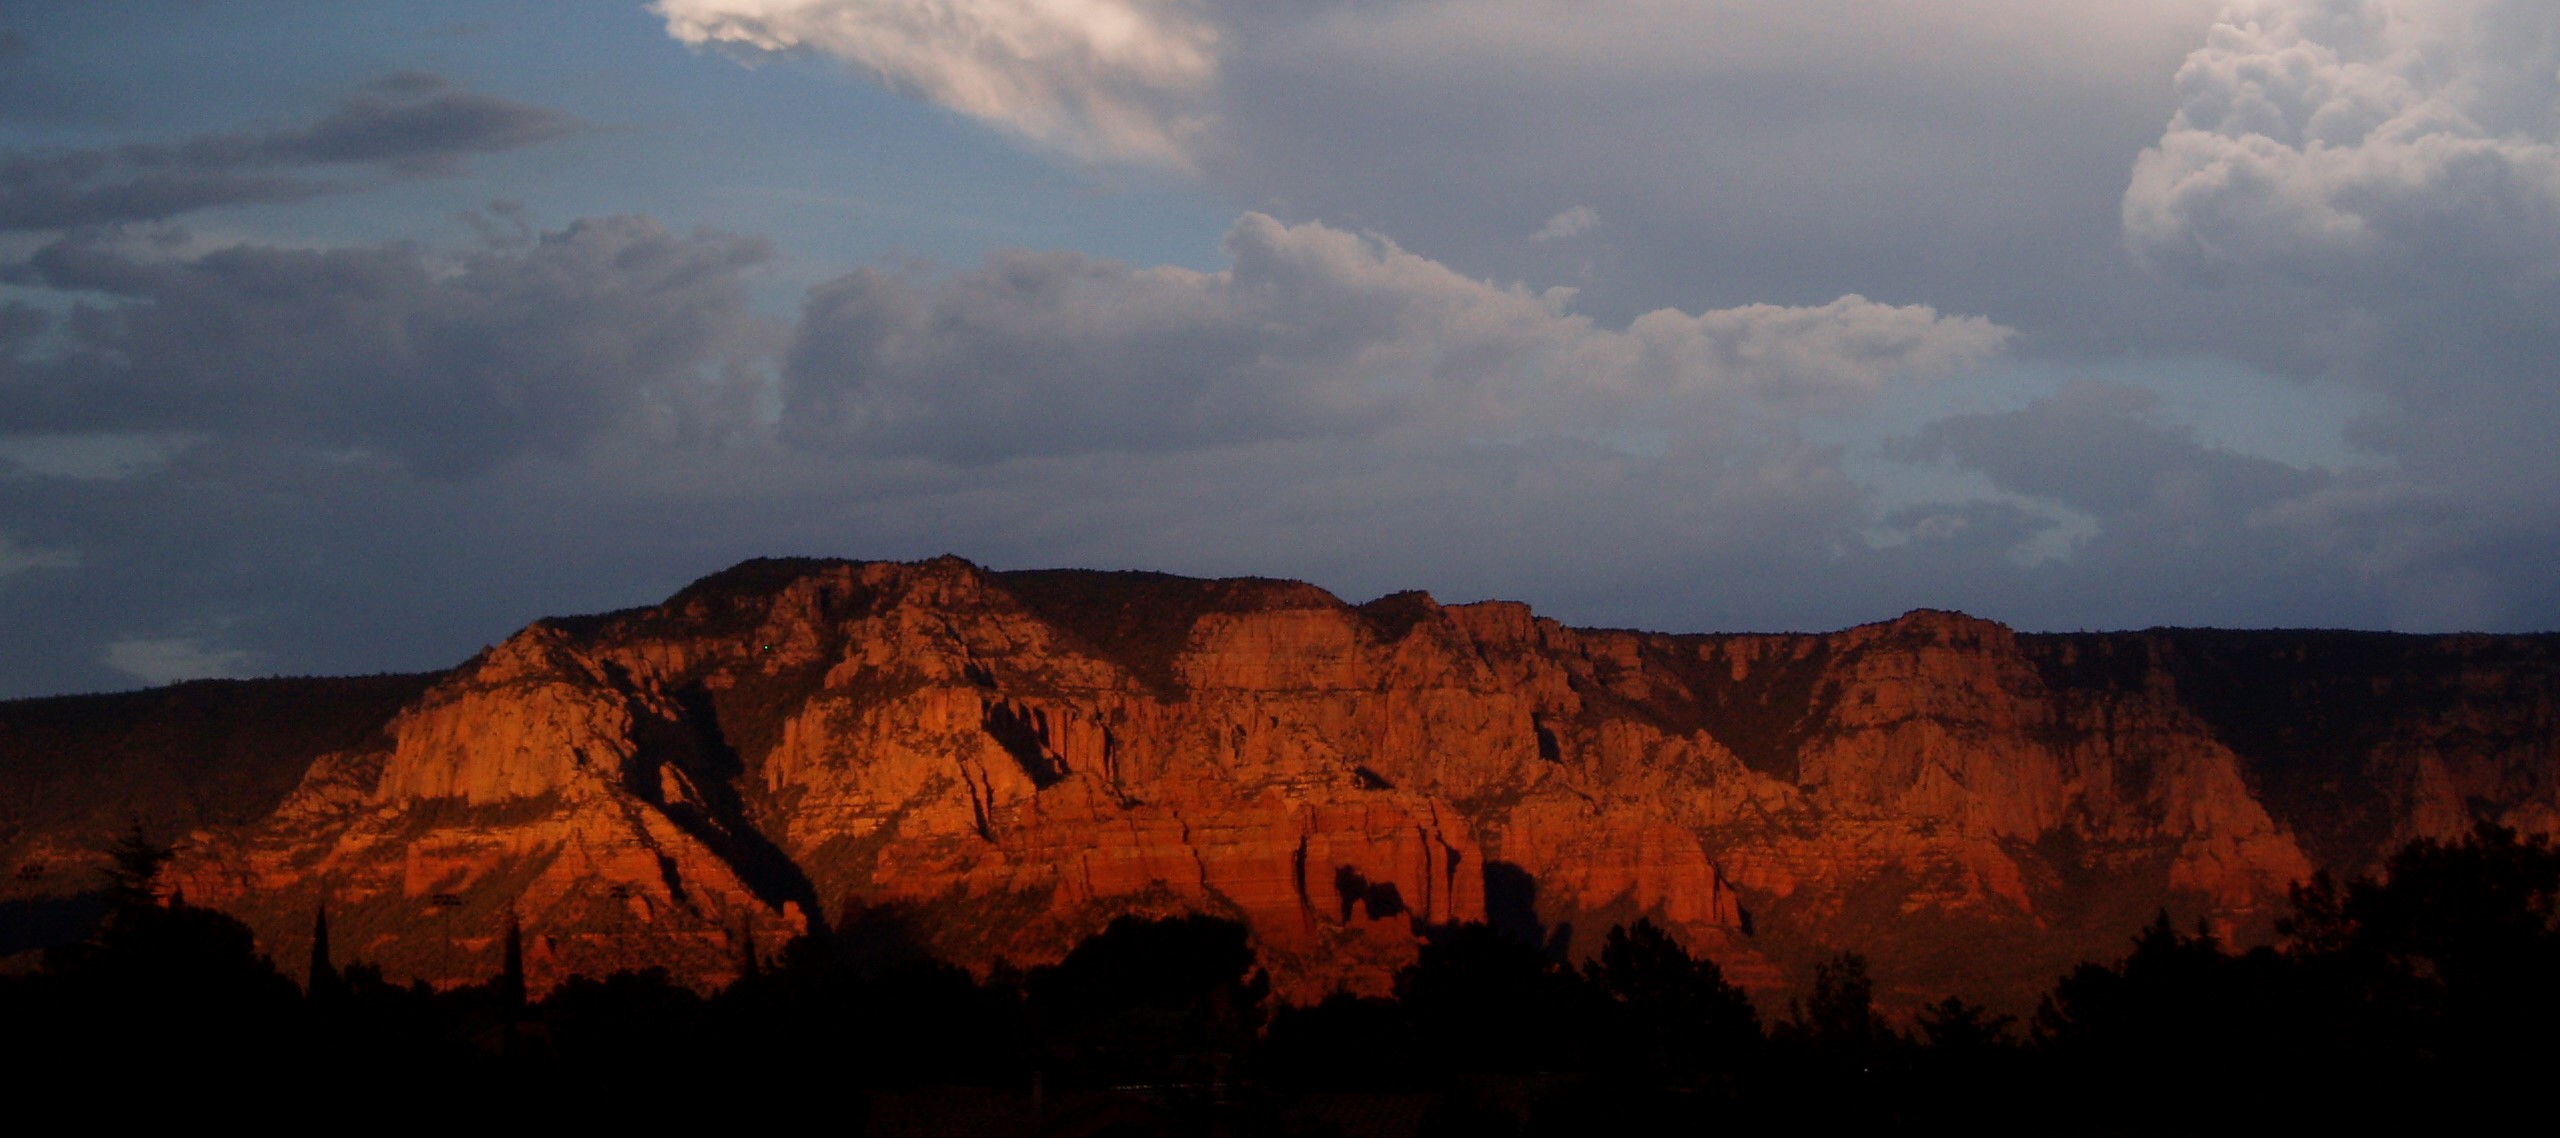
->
[[4, 557, 2555, 1009]]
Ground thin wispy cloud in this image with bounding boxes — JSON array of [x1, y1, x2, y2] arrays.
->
[[100, 636, 251, 686], [0, 74, 582, 231]]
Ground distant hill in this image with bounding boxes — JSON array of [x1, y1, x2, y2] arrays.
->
[[0, 673, 441, 846]]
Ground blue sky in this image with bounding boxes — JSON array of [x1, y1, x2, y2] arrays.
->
[[4, 0, 2557, 695], [0, 3, 1233, 275]]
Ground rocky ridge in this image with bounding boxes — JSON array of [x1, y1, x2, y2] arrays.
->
[[5, 557, 2555, 1008]]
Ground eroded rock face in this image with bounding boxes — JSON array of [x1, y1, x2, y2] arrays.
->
[[172, 622, 804, 995], [12, 557, 2557, 1007]]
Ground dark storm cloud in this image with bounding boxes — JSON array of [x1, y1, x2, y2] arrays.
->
[[1880, 381, 2342, 607], [0, 201, 2012, 695], [1859, 377, 2560, 633], [0, 74, 582, 230], [1892, 381, 2328, 522], [0, 216, 772, 476]]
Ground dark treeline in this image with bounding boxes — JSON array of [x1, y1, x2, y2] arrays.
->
[[5, 825, 2557, 1134]]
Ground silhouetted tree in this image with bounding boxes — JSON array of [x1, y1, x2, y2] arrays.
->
[[99, 820, 173, 919], [12, 822, 2551, 1130], [1898, 995, 2027, 1132], [1261, 992, 1415, 1089], [1783, 951, 1891, 1056], [498, 910, 525, 1012], [12, 824, 301, 1090], [1396, 921, 1596, 1076], [307, 903, 344, 1002], [1582, 918, 1761, 1078], [2031, 911, 2326, 1130], [1913, 995, 2013, 1053], [536, 966, 710, 1093], [731, 913, 760, 982], [2268, 823, 2560, 1124], [2323, 825, 2558, 1055], [1026, 914, 1267, 1087]]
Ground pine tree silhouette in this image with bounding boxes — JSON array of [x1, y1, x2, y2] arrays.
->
[[100, 821, 172, 920], [499, 910, 526, 1012], [308, 903, 344, 1001]]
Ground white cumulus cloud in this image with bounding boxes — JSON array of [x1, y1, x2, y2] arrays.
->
[[656, 0, 1219, 166], [2124, 0, 2560, 286]]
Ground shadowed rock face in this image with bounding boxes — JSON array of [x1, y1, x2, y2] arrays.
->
[[5, 557, 2556, 1008]]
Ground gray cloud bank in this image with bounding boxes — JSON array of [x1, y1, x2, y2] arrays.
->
[[5, 2, 2560, 697], [1, 217, 770, 476], [0, 199, 2526, 698], [781, 213, 2006, 461]]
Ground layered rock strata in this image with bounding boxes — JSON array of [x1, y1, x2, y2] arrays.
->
[[5, 557, 2555, 1007]]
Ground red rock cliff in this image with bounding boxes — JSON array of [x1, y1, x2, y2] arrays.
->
[[9, 558, 2557, 1007]]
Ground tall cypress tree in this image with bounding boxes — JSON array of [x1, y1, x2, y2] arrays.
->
[[307, 903, 344, 1001], [735, 913, 761, 982], [499, 910, 526, 1011]]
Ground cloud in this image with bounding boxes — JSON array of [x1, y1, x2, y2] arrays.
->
[[656, 3, 2226, 335], [781, 212, 2012, 461], [0, 216, 774, 476], [250, 72, 586, 175], [1530, 205, 1597, 243], [0, 74, 583, 231], [2125, 0, 2560, 288], [1892, 380, 2328, 521], [0, 533, 76, 578], [657, 0, 1218, 166], [6, 204, 2548, 701], [101, 637, 251, 686], [2120, 0, 2560, 542], [0, 301, 41, 349], [649, 1, 2263, 370], [0, 432, 197, 481], [1853, 375, 2554, 631], [19, 4, 2560, 698], [1864, 379, 2462, 626], [0, 202, 2010, 697]]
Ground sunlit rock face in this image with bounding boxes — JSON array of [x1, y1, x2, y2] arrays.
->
[[10, 557, 2557, 1006]]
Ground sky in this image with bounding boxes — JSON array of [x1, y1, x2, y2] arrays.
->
[[3, 0, 2557, 696]]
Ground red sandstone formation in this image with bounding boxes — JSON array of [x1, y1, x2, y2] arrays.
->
[[5, 557, 2556, 1008]]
